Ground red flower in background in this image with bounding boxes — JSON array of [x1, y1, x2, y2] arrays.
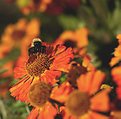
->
[[10, 38, 73, 103]]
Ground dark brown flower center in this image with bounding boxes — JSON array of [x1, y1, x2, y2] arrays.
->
[[33, 0, 41, 10], [11, 30, 25, 40], [67, 63, 87, 88], [26, 53, 52, 77], [64, 40, 77, 48], [65, 90, 90, 116], [29, 82, 52, 107]]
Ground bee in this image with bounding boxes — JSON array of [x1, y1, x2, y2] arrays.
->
[[28, 38, 46, 56]]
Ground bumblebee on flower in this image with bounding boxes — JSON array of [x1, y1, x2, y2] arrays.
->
[[10, 38, 74, 103]]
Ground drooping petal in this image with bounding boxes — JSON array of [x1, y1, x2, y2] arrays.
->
[[10, 76, 33, 102]]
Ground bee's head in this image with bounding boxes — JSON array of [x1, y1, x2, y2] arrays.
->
[[28, 38, 46, 56], [31, 38, 42, 47]]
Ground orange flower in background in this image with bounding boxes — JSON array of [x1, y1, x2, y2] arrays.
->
[[27, 81, 73, 119], [111, 66, 121, 99], [10, 38, 73, 103], [55, 27, 89, 56], [110, 34, 121, 66], [1, 18, 40, 56], [61, 70, 110, 119]]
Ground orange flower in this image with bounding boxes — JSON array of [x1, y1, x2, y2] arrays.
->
[[62, 70, 110, 119], [27, 81, 73, 119], [1, 18, 40, 56], [10, 38, 73, 102], [55, 27, 89, 56], [111, 66, 121, 99], [110, 34, 121, 66]]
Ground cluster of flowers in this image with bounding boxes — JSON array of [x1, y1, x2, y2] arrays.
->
[[3, 21, 119, 119], [1, 17, 121, 119]]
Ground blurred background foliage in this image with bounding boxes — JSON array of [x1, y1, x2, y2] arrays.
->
[[0, 0, 121, 118]]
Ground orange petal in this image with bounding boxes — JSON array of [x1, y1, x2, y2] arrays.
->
[[27, 108, 39, 119], [89, 70, 105, 95], [10, 76, 32, 102], [77, 70, 105, 95], [111, 66, 121, 85], [91, 89, 110, 112], [88, 111, 109, 119], [39, 103, 57, 119]]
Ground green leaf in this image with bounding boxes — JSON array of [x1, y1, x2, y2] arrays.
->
[[58, 15, 85, 30]]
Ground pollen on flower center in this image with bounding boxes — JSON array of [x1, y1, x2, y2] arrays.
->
[[29, 82, 52, 107], [65, 90, 90, 116], [26, 53, 52, 77]]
